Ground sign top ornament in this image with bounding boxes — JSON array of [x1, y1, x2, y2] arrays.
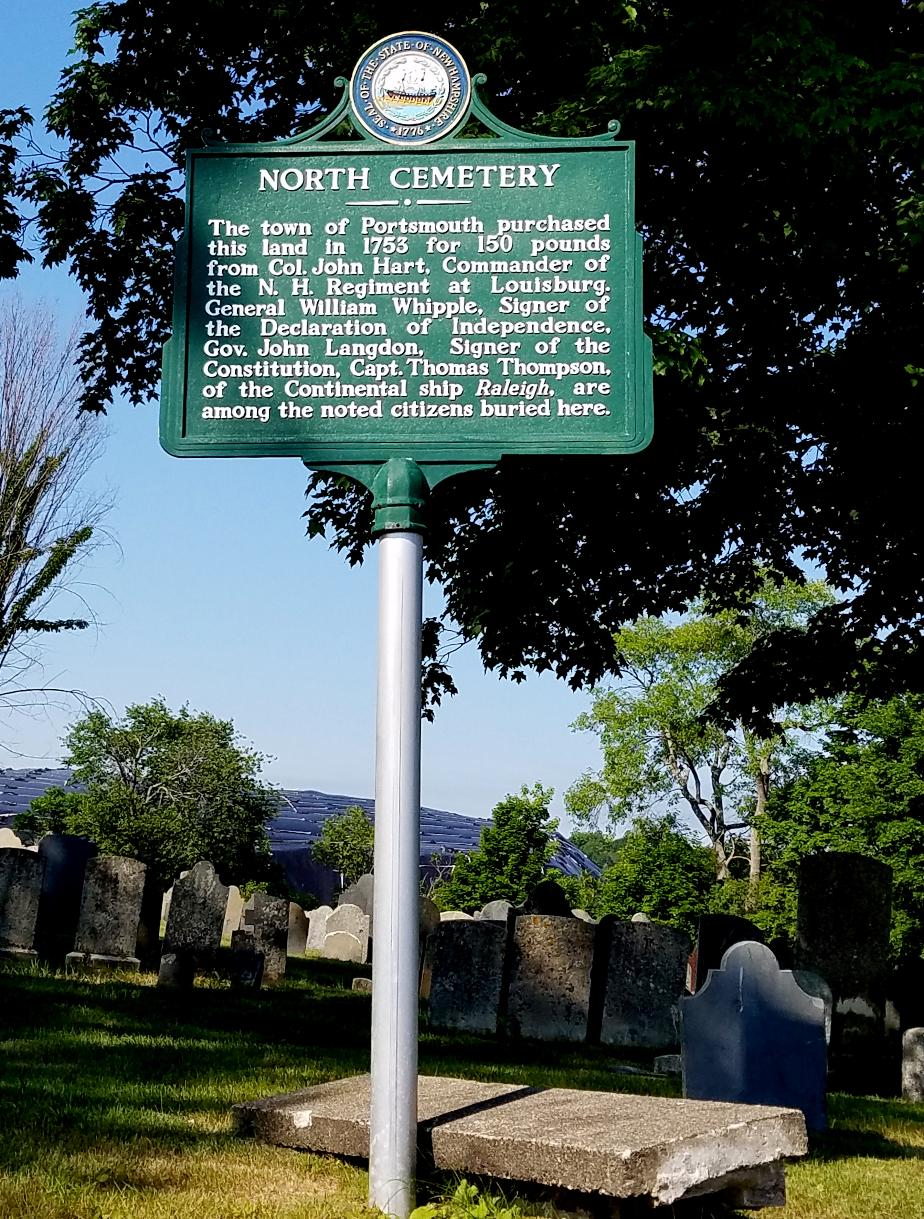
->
[[349, 32, 471, 145]]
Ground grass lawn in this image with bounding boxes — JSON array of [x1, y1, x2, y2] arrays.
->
[[1, 958, 922, 1218]]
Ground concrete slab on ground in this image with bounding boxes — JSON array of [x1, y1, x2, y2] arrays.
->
[[233, 1074, 807, 1209]]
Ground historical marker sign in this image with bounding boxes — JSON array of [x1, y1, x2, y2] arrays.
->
[[161, 44, 652, 469]]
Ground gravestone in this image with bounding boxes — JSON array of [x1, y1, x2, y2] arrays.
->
[[34, 833, 97, 964], [439, 910, 473, 922], [428, 920, 507, 1035], [507, 914, 596, 1042], [223, 885, 245, 944], [0, 828, 30, 850], [159, 860, 229, 987], [681, 941, 827, 1130], [902, 1028, 924, 1103], [419, 895, 440, 966], [519, 878, 573, 917], [596, 918, 689, 1049], [66, 855, 147, 972], [479, 899, 513, 923], [352, 976, 373, 994], [693, 914, 764, 992], [306, 904, 333, 951], [571, 909, 596, 923], [324, 903, 370, 964], [229, 929, 264, 991], [158, 951, 195, 989], [242, 893, 288, 984], [0, 847, 45, 959], [287, 903, 309, 957], [339, 873, 374, 915], [631, 912, 652, 923], [793, 970, 834, 1045]]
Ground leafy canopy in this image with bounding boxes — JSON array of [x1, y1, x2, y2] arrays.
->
[[3, 4, 922, 717], [15, 699, 279, 888], [432, 783, 557, 912], [310, 805, 375, 889]]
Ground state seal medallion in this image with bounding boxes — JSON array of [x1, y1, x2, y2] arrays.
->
[[350, 33, 471, 145]]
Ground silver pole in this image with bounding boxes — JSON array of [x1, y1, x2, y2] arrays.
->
[[369, 528, 423, 1218]]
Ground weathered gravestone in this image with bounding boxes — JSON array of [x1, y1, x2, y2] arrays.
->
[[34, 833, 97, 964], [323, 903, 370, 964], [902, 1028, 924, 1103], [0, 847, 45, 959], [795, 853, 892, 1081], [223, 885, 244, 944], [681, 941, 827, 1130], [287, 903, 309, 957], [428, 919, 507, 1035], [507, 914, 596, 1043], [306, 904, 333, 952], [229, 929, 264, 991], [66, 855, 147, 972], [693, 913, 765, 992], [0, 828, 32, 850], [158, 860, 229, 987], [519, 878, 573, 917], [594, 918, 689, 1049], [242, 893, 289, 984], [339, 873, 374, 916], [478, 899, 513, 923], [793, 970, 834, 1045], [439, 911, 473, 922]]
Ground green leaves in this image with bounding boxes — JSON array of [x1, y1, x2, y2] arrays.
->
[[311, 805, 374, 889]]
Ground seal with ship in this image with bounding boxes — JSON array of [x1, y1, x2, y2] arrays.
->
[[350, 33, 471, 145]]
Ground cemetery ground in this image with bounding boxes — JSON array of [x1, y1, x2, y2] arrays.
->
[[0, 961, 922, 1219]]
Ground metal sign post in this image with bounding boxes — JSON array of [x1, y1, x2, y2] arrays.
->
[[159, 30, 653, 1219]]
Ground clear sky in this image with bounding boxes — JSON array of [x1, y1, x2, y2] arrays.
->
[[0, 1, 605, 829]]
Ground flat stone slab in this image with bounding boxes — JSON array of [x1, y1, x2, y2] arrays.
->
[[233, 1075, 807, 1208]]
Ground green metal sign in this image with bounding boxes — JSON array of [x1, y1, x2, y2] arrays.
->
[[161, 57, 652, 481]]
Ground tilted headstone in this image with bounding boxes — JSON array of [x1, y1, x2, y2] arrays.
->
[[507, 914, 596, 1043], [0, 847, 45, 959], [338, 873, 374, 915], [66, 855, 147, 972], [222, 885, 245, 944], [902, 1028, 924, 1103], [572, 909, 596, 923], [428, 920, 508, 1035], [519, 878, 573, 917], [287, 903, 309, 957], [34, 833, 97, 964], [306, 904, 333, 951], [324, 903, 369, 964], [681, 941, 827, 1130], [596, 918, 689, 1050], [229, 928, 264, 991], [158, 860, 229, 987], [242, 892, 288, 984], [479, 899, 514, 923], [693, 913, 765, 992]]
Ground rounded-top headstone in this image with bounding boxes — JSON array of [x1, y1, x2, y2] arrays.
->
[[519, 878, 573, 917]]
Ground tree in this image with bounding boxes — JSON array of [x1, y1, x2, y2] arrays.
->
[[592, 814, 716, 941], [432, 784, 557, 912], [762, 693, 924, 962], [0, 296, 108, 742], [15, 698, 279, 888], [566, 577, 834, 882], [568, 829, 623, 872], [311, 805, 375, 889], [6, 3, 918, 722]]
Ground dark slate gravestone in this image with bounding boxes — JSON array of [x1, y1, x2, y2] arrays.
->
[[229, 929, 264, 991], [0, 848, 45, 959], [681, 941, 827, 1130], [595, 918, 690, 1050], [693, 913, 765, 992], [519, 879, 573, 917], [66, 855, 147, 972], [34, 833, 97, 965], [338, 873, 374, 915], [242, 892, 288, 985], [507, 914, 596, 1043], [158, 860, 229, 987], [427, 919, 508, 1035]]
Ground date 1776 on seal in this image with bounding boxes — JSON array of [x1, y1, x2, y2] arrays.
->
[[350, 33, 471, 145]]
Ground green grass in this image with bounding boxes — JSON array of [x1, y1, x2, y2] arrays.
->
[[1, 958, 922, 1218]]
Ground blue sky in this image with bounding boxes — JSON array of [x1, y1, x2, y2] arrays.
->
[[0, 1, 604, 829]]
